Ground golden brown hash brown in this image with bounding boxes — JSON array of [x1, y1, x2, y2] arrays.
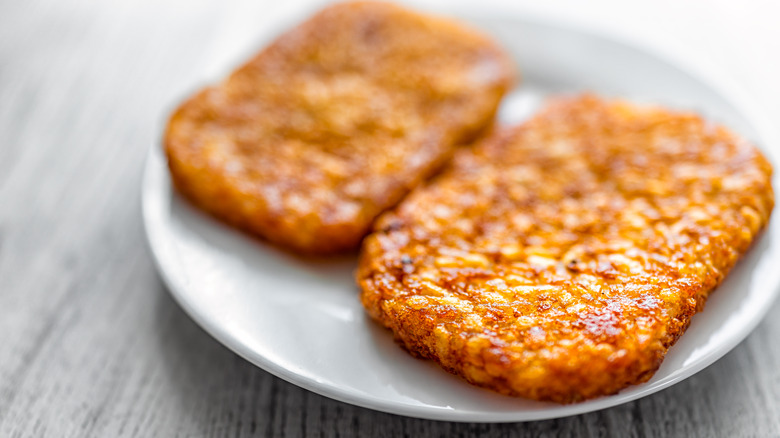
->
[[164, 1, 514, 254], [358, 95, 774, 403]]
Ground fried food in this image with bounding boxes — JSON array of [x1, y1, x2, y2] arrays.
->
[[164, 1, 515, 254], [357, 95, 774, 403]]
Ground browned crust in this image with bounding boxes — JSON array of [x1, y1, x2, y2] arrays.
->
[[164, 1, 515, 254], [357, 95, 774, 403]]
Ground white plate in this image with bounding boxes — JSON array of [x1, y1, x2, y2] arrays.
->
[[143, 9, 780, 422]]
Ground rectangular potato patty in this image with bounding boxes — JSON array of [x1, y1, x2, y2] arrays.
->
[[164, 1, 515, 254], [357, 95, 774, 403]]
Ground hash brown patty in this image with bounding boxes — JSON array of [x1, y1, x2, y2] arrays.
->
[[357, 95, 774, 403], [164, 1, 514, 254]]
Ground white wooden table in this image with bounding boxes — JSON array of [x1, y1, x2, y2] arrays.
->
[[1, 0, 778, 435]]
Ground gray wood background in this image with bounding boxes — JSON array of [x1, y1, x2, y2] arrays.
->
[[1, 0, 778, 436]]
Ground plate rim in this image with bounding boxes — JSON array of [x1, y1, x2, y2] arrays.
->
[[143, 8, 780, 423]]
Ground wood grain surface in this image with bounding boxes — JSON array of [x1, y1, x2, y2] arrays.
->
[[1, 0, 778, 436]]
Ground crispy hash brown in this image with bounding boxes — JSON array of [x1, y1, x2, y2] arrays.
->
[[357, 95, 774, 403], [164, 1, 514, 254]]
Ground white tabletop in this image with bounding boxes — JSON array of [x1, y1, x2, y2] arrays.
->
[[1, 0, 778, 436]]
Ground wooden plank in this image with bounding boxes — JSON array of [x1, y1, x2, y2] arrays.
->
[[0, 0, 778, 436]]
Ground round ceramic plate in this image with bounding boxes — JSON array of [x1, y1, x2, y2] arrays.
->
[[143, 9, 780, 422]]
